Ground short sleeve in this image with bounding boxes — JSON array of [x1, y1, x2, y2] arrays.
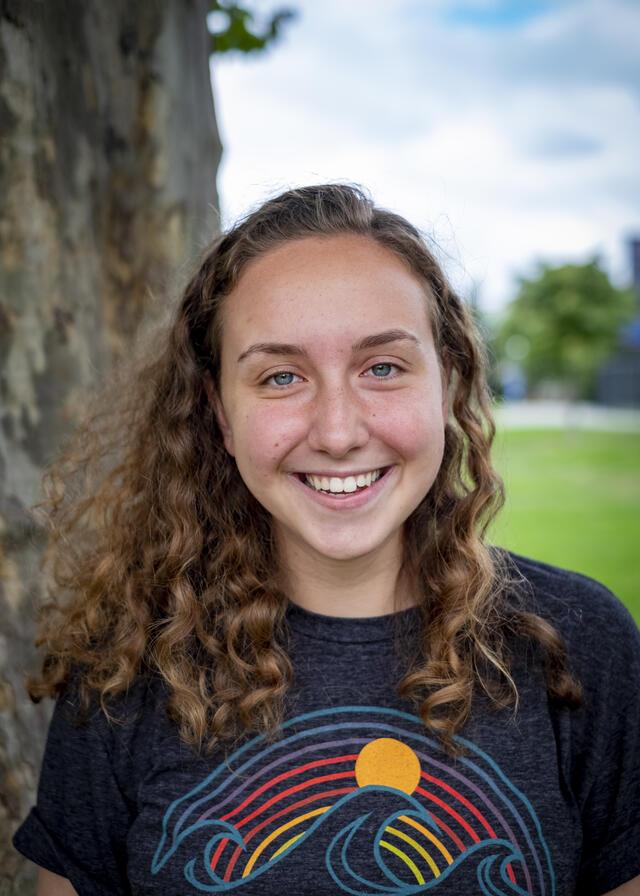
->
[[568, 583, 640, 894], [12, 684, 133, 895]]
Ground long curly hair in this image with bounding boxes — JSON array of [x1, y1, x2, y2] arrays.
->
[[28, 183, 582, 757]]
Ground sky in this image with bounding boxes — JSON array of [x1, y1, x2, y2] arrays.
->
[[210, 0, 640, 316]]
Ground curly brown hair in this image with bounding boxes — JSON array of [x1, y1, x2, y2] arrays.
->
[[28, 183, 582, 758]]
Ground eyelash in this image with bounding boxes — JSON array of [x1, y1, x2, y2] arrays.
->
[[260, 362, 404, 389]]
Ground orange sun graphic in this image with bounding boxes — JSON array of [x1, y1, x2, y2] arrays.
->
[[355, 737, 421, 794]]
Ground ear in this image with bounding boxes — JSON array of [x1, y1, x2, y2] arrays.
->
[[204, 372, 235, 456]]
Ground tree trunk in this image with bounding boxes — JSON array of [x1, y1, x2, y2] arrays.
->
[[0, 1, 221, 890]]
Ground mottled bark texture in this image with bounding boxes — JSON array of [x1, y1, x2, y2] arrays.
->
[[0, 1, 221, 890]]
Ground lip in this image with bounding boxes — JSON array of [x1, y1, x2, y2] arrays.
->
[[288, 465, 396, 511]]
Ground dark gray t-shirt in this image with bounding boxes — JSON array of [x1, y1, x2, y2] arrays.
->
[[13, 553, 640, 895]]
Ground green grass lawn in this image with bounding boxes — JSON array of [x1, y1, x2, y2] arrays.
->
[[487, 427, 640, 624]]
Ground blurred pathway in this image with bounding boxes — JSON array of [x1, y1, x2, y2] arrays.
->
[[493, 400, 640, 432]]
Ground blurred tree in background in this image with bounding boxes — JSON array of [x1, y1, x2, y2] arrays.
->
[[492, 259, 635, 400]]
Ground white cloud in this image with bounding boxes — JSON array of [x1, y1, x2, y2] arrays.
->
[[212, 0, 640, 313]]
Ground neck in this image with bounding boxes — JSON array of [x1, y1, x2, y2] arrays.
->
[[277, 533, 416, 618]]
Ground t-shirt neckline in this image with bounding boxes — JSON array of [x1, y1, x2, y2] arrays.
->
[[284, 600, 421, 644]]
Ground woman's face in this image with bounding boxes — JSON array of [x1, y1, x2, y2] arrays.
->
[[213, 234, 447, 570]]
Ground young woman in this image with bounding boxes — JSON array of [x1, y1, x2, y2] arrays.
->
[[13, 184, 640, 896]]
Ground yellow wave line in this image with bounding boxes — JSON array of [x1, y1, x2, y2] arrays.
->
[[271, 832, 304, 858], [379, 839, 425, 884], [242, 806, 329, 877], [385, 825, 441, 878], [399, 814, 454, 863]]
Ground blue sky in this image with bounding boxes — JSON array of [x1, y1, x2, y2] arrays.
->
[[211, 0, 639, 315], [443, 0, 557, 28]]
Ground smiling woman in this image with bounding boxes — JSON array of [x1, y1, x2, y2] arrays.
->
[[12, 184, 640, 895]]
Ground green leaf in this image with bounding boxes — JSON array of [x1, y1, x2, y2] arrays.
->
[[208, 2, 297, 56]]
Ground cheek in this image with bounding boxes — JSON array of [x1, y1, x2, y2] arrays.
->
[[240, 406, 305, 473], [374, 392, 445, 458], [385, 421, 444, 469]]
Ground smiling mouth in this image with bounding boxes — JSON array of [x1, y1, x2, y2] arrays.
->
[[294, 466, 393, 495]]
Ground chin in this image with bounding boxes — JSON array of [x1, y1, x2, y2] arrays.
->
[[312, 538, 386, 563]]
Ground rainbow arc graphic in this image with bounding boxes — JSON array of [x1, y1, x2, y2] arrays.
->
[[151, 705, 555, 894]]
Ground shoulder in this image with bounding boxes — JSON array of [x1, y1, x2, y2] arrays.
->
[[502, 548, 634, 626], [50, 670, 173, 773], [498, 548, 640, 684]]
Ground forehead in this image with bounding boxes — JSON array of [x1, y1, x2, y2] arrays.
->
[[220, 234, 434, 347]]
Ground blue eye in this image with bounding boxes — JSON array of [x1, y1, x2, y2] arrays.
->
[[368, 363, 399, 378], [264, 371, 299, 387]]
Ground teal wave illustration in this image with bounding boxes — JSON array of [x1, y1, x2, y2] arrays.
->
[[173, 784, 528, 894], [151, 706, 553, 895]]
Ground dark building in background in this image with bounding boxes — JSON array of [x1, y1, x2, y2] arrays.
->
[[596, 238, 640, 407]]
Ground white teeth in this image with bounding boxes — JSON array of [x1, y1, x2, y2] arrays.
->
[[304, 468, 384, 494]]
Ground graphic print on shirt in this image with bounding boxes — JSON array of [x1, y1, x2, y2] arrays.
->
[[151, 705, 555, 895]]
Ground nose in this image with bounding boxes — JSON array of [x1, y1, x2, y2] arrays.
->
[[306, 383, 370, 456]]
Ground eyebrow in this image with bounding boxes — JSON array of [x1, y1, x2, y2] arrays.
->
[[237, 328, 421, 365]]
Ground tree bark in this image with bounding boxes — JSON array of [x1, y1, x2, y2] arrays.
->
[[0, 1, 221, 890]]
